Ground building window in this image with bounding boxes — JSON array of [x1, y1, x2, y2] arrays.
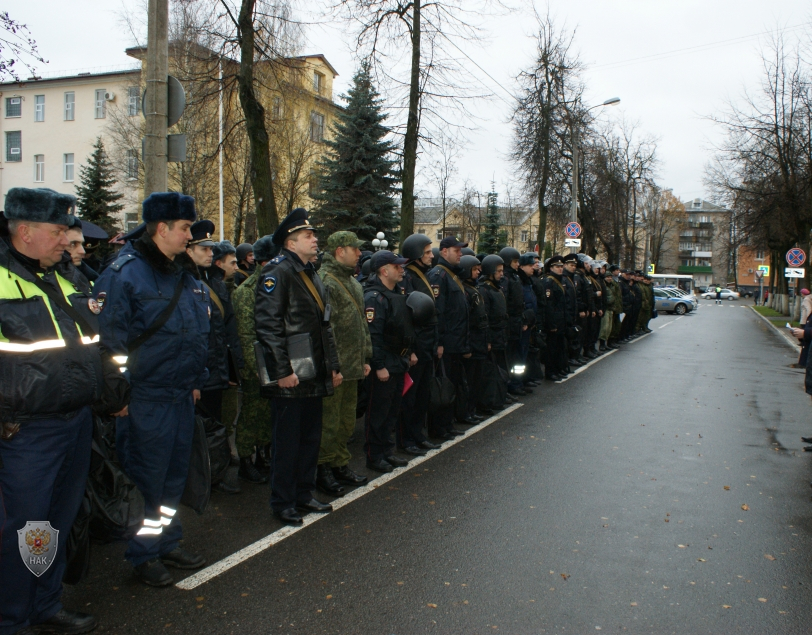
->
[[418, 228, 426, 235], [34, 154, 44, 181], [272, 96, 282, 119], [520, 230, 528, 242], [128, 86, 140, 116], [64, 92, 75, 121], [125, 212, 139, 232], [34, 95, 44, 121], [756, 250, 765, 260], [94, 89, 106, 119], [309, 111, 325, 142], [313, 71, 323, 94], [126, 149, 138, 179], [5, 131, 21, 162], [436, 230, 443, 240], [5, 97, 21, 118], [63, 153, 74, 181]]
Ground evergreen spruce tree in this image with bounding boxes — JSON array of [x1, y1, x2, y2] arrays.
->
[[74, 137, 124, 246], [477, 189, 505, 254], [311, 62, 399, 248]]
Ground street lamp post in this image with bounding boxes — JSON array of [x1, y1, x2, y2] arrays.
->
[[371, 231, 388, 252], [569, 97, 621, 252]]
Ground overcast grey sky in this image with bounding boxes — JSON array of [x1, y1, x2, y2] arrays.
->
[[12, 0, 810, 203]]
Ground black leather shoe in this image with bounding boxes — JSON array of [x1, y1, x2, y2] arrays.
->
[[35, 609, 97, 634], [239, 457, 268, 484], [161, 547, 206, 570], [583, 350, 597, 359], [400, 445, 427, 456], [469, 413, 486, 422], [804, 445, 812, 452], [546, 373, 562, 381], [296, 498, 333, 513], [802, 436, 812, 444], [430, 431, 455, 440], [504, 394, 519, 403], [385, 454, 409, 467], [316, 464, 346, 497], [332, 465, 368, 485], [14, 628, 37, 635], [273, 508, 303, 525], [418, 440, 441, 450], [134, 559, 174, 587], [456, 415, 479, 425], [448, 429, 465, 437], [254, 445, 272, 475], [508, 387, 525, 396], [367, 458, 394, 473], [568, 358, 582, 367], [524, 381, 540, 387], [477, 408, 494, 416], [212, 480, 241, 495]]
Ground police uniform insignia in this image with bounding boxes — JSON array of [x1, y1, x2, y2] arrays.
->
[[88, 298, 101, 315], [365, 307, 375, 323], [263, 275, 277, 293], [270, 255, 286, 265], [18, 521, 58, 577], [431, 284, 440, 298], [96, 292, 107, 312], [546, 290, 551, 298]]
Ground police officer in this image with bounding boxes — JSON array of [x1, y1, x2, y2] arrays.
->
[[541, 255, 568, 380], [0, 188, 102, 634], [428, 237, 470, 437], [233, 242, 255, 286], [459, 255, 488, 423], [363, 250, 417, 472], [95, 192, 210, 587], [517, 253, 539, 386], [499, 246, 529, 395], [478, 254, 512, 408], [562, 253, 586, 365], [254, 208, 342, 525], [399, 233, 442, 455]]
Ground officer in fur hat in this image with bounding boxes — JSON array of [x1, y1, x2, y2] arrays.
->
[[94, 192, 210, 587], [0, 188, 103, 634]]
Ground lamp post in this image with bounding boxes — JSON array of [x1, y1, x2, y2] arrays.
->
[[371, 231, 388, 252]]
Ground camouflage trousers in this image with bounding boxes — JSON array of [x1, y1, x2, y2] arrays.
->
[[599, 310, 614, 341], [319, 379, 358, 468], [610, 312, 622, 340], [235, 376, 273, 458]]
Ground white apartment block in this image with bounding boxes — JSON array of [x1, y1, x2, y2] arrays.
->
[[0, 68, 142, 230]]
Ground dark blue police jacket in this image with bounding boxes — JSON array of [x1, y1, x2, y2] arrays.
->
[[94, 235, 210, 402]]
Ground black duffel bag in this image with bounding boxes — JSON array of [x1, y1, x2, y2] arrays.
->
[[63, 493, 92, 584], [194, 405, 231, 486], [430, 358, 456, 409], [478, 354, 508, 411], [181, 414, 212, 515]]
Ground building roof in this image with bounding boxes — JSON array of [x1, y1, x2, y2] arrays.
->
[[0, 66, 140, 88], [685, 198, 727, 213], [293, 55, 339, 77]]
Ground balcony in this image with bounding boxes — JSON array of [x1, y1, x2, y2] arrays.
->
[[692, 251, 712, 258], [678, 265, 713, 274]]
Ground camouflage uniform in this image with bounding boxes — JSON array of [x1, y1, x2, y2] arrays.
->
[[318, 237, 372, 468], [636, 282, 653, 333], [606, 275, 624, 341], [232, 269, 273, 458]]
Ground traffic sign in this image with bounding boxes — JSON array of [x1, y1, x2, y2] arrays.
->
[[754, 269, 764, 279], [786, 248, 806, 267], [785, 267, 805, 278], [647, 264, 655, 274], [757, 265, 769, 275], [564, 238, 581, 248], [565, 222, 582, 238]]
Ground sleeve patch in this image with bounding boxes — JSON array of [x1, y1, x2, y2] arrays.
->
[[263, 275, 277, 293], [95, 292, 107, 312], [365, 307, 375, 323], [431, 284, 440, 298], [545, 289, 551, 298]]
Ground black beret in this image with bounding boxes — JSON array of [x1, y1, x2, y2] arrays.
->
[[142, 192, 197, 223], [272, 207, 315, 246], [5, 187, 76, 225]]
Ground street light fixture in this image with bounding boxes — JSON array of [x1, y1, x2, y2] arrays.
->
[[372, 231, 388, 251]]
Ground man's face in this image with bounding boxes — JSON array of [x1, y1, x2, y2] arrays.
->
[[159, 220, 194, 256], [15, 221, 70, 267], [287, 229, 319, 260], [246, 252, 255, 265], [493, 264, 504, 281], [520, 263, 535, 276], [471, 265, 481, 280], [509, 258, 519, 271], [216, 253, 239, 279], [551, 263, 565, 276], [564, 261, 576, 273], [382, 263, 404, 283], [420, 244, 433, 267], [335, 245, 361, 268], [441, 246, 462, 266], [66, 228, 86, 266], [533, 260, 541, 273], [187, 244, 213, 267]]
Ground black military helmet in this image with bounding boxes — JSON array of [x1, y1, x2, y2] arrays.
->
[[407, 290, 435, 327], [480, 254, 504, 277], [401, 233, 433, 261], [461, 247, 476, 256], [357, 258, 372, 282], [431, 247, 440, 267], [459, 254, 481, 280], [498, 246, 521, 264]]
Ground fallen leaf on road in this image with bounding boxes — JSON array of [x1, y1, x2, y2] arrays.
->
[[241, 593, 248, 597], [722, 605, 732, 609], [561, 573, 570, 581], [630, 602, 638, 607], [758, 598, 767, 603], [724, 486, 730, 490], [326, 595, 332, 600], [678, 544, 686, 548], [697, 558, 706, 562], [427, 603, 438, 608], [195, 597, 204, 602], [765, 554, 776, 561], [741, 504, 750, 511]]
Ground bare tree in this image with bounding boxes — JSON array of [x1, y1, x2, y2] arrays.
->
[[0, 12, 46, 81], [426, 130, 461, 237]]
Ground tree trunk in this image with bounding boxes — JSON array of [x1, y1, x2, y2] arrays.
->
[[399, 0, 421, 244], [237, 0, 278, 236]]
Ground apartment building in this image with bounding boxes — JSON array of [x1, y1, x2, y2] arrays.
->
[[665, 198, 731, 288]]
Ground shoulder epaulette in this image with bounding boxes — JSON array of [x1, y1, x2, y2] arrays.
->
[[109, 253, 136, 272], [268, 254, 286, 266]]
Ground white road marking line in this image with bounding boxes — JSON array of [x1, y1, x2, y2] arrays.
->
[[658, 321, 671, 329], [555, 349, 618, 383], [625, 331, 653, 345], [176, 402, 525, 590]]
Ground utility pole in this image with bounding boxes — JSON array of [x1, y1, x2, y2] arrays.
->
[[143, 0, 169, 196]]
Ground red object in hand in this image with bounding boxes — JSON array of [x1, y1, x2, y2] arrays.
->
[[402, 373, 413, 396]]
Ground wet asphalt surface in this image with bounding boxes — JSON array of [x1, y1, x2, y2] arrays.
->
[[63, 300, 812, 634]]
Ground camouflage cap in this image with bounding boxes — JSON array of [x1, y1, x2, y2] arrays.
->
[[326, 230, 365, 252]]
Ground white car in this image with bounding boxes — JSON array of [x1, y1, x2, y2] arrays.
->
[[701, 289, 740, 301]]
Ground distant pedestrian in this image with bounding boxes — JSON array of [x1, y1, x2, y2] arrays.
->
[[715, 286, 722, 305]]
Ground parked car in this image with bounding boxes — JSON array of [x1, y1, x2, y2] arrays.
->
[[700, 288, 740, 301], [653, 287, 697, 315], [727, 285, 754, 298]]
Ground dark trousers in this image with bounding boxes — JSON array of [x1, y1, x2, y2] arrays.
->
[[118, 397, 195, 565], [199, 388, 223, 422], [620, 310, 636, 339], [463, 357, 483, 415], [545, 330, 567, 376], [399, 359, 431, 447], [428, 354, 466, 434], [505, 340, 524, 390], [269, 397, 322, 512], [0, 407, 92, 635], [365, 372, 405, 462]]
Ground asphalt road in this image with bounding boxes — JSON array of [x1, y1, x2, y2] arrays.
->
[[63, 300, 812, 634]]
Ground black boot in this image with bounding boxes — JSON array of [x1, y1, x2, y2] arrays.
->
[[35, 609, 98, 634], [254, 444, 271, 475], [239, 457, 268, 484], [316, 464, 346, 496]]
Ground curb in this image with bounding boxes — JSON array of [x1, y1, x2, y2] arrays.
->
[[749, 306, 801, 352]]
